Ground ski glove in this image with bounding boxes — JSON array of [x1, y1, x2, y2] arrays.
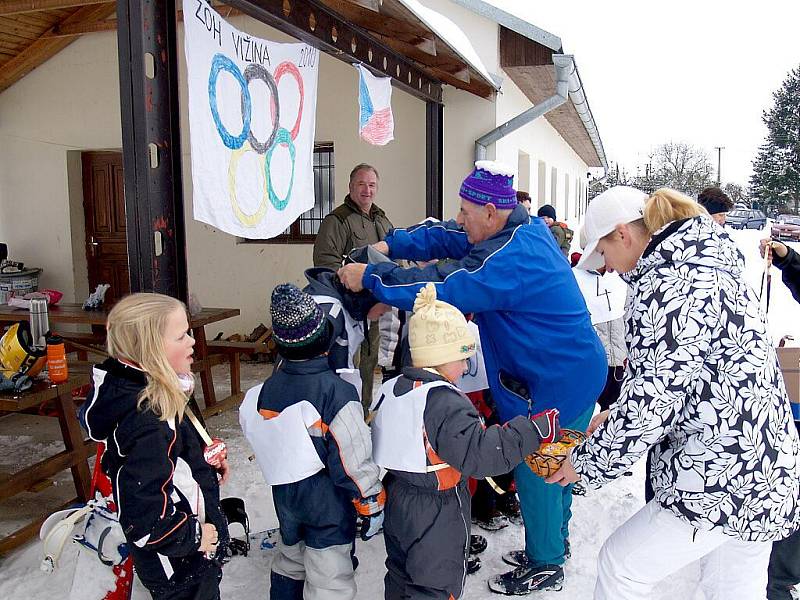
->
[[358, 510, 384, 541], [530, 408, 560, 444], [353, 490, 386, 541]]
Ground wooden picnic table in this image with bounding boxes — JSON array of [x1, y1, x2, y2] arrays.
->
[[0, 373, 95, 555], [0, 303, 241, 411]]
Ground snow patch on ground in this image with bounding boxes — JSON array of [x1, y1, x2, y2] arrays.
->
[[0, 226, 796, 599]]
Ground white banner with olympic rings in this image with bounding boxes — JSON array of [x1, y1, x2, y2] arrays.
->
[[184, 0, 319, 239]]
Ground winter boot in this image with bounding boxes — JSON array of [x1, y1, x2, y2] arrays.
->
[[470, 534, 488, 555], [571, 481, 587, 496], [473, 510, 510, 531], [220, 497, 250, 557], [501, 539, 570, 568], [467, 554, 482, 575], [488, 564, 564, 595], [497, 494, 523, 525]]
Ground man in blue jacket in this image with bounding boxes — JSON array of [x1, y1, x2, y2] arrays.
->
[[338, 160, 606, 594]]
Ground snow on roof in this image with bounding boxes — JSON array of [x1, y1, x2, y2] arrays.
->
[[449, 0, 563, 52], [396, 0, 499, 91]]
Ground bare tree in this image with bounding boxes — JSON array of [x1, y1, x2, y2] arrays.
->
[[722, 182, 748, 206], [652, 142, 715, 196]]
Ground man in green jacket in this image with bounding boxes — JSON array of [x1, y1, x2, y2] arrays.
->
[[313, 163, 393, 409], [537, 204, 572, 257]]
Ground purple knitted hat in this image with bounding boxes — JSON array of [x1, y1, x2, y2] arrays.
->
[[459, 160, 516, 208], [270, 283, 327, 354]]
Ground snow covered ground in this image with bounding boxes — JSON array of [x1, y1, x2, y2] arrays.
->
[[0, 226, 797, 599]]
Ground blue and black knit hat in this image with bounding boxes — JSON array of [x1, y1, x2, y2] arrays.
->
[[459, 160, 517, 208], [270, 283, 331, 360]]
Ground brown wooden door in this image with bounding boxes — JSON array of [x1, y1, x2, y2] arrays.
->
[[81, 152, 129, 306]]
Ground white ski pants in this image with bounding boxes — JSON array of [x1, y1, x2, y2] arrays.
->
[[596, 500, 772, 600], [271, 539, 356, 600]]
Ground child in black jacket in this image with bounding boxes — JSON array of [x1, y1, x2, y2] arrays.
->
[[83, 293, 228, 600]]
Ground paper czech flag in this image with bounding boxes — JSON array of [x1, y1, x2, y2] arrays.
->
[[357, 65, 394, 146]]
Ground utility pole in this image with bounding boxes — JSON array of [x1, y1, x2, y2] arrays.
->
[[714, 146, 725, 186]]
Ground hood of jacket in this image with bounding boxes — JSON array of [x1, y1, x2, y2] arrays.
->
[[84, 357, 147, 440], [303, 267, 379, 322], [625, 216, 744, 284]]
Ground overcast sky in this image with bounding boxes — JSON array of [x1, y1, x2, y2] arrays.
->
[[486, 0, 800, 187]]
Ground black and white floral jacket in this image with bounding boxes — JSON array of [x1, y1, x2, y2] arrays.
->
[[572, 216, 800, 542]]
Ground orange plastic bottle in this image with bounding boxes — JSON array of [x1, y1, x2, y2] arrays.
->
[[46, 335, 69, 384]]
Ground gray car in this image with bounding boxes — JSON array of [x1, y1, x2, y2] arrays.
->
[[726, 209, 766, 230]]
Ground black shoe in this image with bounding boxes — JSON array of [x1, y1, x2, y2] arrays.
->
[[571, 481, 587, 496], [473, 511, 510, 531], [497, 495, 523, 525], [488, 564, 564, 595], [470, 534, 488, 555], [501, 550, 531, 568], [467, 554, 482, 575], [502, 539, 570, 568]]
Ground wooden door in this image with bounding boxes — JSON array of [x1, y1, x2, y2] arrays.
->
[[81, 152, 129, 306]]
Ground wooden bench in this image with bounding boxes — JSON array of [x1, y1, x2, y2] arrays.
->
[[201, 339, 274, 417], [0, 374, 95, 555]]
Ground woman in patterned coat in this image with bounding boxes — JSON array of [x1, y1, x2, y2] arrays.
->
[[548, 187, 800, 600]]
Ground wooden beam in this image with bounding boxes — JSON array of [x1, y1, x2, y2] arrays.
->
[[318, 0, 436, 54], [45, 5, 243, 37], [0, 0, 107, 17], [0, 2, 114, 92], [374, 31, 494, 98]]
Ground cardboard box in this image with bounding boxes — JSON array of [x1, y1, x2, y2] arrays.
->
[[777, 347, 800, 412]]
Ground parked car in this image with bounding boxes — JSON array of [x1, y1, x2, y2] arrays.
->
[[771, 214, 800, 241], [726, 209, 767, 230]]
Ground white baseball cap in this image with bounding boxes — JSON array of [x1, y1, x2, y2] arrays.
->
[[577, 186, 648, 271]]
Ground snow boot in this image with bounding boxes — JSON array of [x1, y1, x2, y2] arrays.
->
[[220, 497, 250, 557], [473, 510, 510, 531], [501, 539, 570, 568], [470, 534, 488, 555], [497, 494, 523, 525], [571, 481, 587, 496], [488, 564, 564, 595], [467, 554, 482, 575]]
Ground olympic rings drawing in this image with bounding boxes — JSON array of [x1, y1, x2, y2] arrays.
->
[[243, 63, 280, 154], [265, 128, 295, 211], [208, 54, 251, 150], [209, 54, 306, 226], [272, 61, 304, 140], [228, 140, 269, 227]]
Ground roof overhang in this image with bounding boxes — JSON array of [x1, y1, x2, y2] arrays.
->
[[0, 0, 498, 101], [500, 26, 606, 168]]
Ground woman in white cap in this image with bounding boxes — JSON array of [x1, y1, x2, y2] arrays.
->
[[548, 186, 800, 600]]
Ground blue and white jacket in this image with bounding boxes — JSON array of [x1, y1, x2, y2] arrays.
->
[[362, 204, 606, 425]]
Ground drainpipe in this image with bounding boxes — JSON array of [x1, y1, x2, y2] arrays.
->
[[475, 54, 607, 175]]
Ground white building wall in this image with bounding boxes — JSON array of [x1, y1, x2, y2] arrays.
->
[[0, 16, 426, 335], [493, 75, 590, 229]]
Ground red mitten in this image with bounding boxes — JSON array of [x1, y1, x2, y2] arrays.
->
[[203, 438, 227, 468]]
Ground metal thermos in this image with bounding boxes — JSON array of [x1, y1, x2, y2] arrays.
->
[[29, 297, 49, 350]]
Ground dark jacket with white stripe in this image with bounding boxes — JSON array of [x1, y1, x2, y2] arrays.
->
[[82, 358, 226, 595], [257, 356, 383, 548], [362, 204, 606, 426]]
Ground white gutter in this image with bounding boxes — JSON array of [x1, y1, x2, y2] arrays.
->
[[474, 54, 608, 172]]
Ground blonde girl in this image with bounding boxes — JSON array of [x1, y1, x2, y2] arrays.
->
[[549, 187, 800, 600], [83, 293, 229, 600]]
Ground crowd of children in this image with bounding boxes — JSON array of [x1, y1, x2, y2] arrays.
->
[[77, 166, 800, 600]]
